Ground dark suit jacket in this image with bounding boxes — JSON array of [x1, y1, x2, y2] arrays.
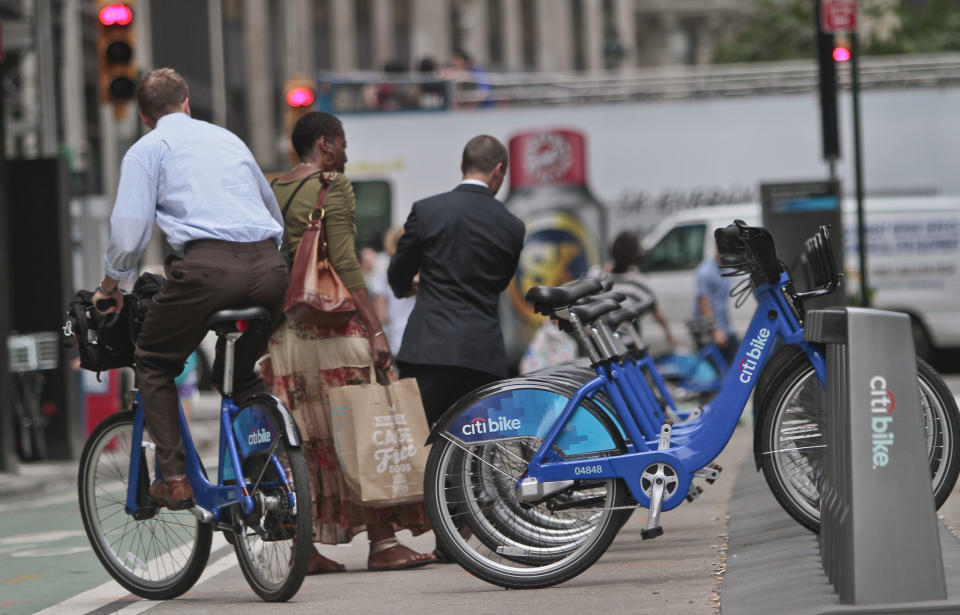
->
[[388, 183, 525, 376]]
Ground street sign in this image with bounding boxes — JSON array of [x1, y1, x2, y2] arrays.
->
[[821, 0, 858, 33]]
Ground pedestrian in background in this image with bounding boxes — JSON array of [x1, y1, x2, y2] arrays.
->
[[600, 231, 675, 349], [359, 245, 388, 323], [388, 135, 524, 427], [266, 111, 435, 573], [693, 248, 738, 364], [369, 226, 416, 356]]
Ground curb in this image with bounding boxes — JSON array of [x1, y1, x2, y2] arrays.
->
[[0, 418, 220, 504]]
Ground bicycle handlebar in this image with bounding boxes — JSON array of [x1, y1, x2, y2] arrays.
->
[[96, 298, 117, 311], [714, 219, 783, 286], [716, 220, 842, 302]]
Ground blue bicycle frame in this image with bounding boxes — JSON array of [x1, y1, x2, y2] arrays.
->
[[124, 392, 292, 521], [521, 272, 827, 512]]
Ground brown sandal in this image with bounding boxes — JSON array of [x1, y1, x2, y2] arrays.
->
[[367, 537, 437, 571]]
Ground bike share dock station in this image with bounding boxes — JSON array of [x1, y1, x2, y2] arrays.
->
[[724, 307, 960, 614]]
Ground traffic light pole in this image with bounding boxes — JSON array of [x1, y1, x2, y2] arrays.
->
[[850, 31, 869, 306]]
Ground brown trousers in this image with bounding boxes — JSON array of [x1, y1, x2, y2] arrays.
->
[[135, 239, 288, 476]]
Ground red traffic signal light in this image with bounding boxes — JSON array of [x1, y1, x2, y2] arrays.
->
[[284, 78, 316, 163], [286, 86, 315, 108], [833, 34, 852, 63], [97, 1, 137, 116], [98, 3, 133, 26]]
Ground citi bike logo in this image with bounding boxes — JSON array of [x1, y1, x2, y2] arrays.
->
[[869, 375, 896, 469], [248, 427, 272, 446], [738, 328, 771, 383], [461, 416, 522, 436]]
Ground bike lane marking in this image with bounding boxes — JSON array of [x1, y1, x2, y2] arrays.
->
[[33, 533, 234, 615], [0, 491, 77, 514]]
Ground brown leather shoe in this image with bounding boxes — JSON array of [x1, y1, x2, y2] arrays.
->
[[149, 475, 194, 510]]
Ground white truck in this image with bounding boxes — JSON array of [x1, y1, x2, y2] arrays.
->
[[638, 197, 960, 359]]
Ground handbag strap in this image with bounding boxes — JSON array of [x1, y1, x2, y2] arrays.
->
[[273, 170, 324, 218], [312, 178, 333, 259]]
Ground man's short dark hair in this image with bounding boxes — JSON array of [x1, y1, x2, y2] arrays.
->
[[461, 135, 507, 175], [291, 112, 344, 159], [137, 68, 189, 122]]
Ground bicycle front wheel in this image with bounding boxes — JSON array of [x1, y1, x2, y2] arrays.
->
[[229, 397, 312, 602], [759, 357, 960, 533], [425, 434, 630, 589], [78, 410, 212, 600]]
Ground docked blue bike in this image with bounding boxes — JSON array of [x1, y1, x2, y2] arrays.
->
[[423, 221, 960, 589]]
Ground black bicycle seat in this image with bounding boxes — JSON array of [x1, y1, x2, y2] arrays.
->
[[569, 298, 621, 324], [607, 298, 655, 328], [575, 290, 626, 306], [526, 278, 604, 314], [205, 307, 270, 331]]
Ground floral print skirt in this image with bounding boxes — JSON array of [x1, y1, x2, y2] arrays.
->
[[263, 316, 430, 544]]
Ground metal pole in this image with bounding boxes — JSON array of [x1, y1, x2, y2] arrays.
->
[[851, 31, 868, 306], [34, 0, 57, 157], [208, 0, 227, 127], [61, 0, 88, 172]]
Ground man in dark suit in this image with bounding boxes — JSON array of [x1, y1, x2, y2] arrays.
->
[[388, 135, 525, 426]]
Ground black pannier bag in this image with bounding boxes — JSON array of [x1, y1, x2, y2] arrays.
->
[[63, 272, 165, 378]]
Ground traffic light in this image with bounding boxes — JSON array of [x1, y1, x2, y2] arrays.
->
[[284, 76, 316, 162], [97, 1, 137, 118], [833, 35, 852, 62], [815, 0, 840, 161]]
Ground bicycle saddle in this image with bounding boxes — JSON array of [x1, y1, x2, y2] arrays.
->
[[575, 290, 626, 306], [568, 298, 621, 324], [526, 278, 603, 314], [607, 298, 655, 328], [205, 306, 270, 331]]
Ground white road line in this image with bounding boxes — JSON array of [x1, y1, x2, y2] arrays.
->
[[34, 534, 234, 615]]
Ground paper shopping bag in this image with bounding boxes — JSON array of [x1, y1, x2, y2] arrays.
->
[[326, 372, 431, 506]]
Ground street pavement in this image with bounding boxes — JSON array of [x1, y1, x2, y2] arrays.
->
[[1, 376, 959, 614]]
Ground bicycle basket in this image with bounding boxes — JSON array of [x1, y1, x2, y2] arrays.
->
[[795, 225, 842, 300], [62, 272, 166, 377], [63, 290, 139, 376]]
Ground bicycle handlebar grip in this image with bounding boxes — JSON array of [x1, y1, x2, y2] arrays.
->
[[714, 222, 746, 257]]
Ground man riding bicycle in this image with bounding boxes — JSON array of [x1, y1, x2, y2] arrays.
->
[[92, 68, 288, 509]]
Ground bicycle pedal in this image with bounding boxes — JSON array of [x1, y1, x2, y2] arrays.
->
[[641, 526, 664, 540], [685, 485, 703, 502], [694, 465, 722, 484]]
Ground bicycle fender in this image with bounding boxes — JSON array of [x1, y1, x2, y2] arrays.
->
[[426, 376, 626, 458], [243, 393, 303, 446]]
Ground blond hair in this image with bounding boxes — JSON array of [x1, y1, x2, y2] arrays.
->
[[383, 226, 405, 257]]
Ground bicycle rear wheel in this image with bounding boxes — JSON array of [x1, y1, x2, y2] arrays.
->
[[229, 398, 312, 602], [759, 357, 960, 532], [78, 410, 212, 600]]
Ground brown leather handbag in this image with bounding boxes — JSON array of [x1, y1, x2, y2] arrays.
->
[[283, 176, 357, 328]]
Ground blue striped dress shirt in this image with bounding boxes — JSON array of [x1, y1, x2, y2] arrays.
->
[[104, 112, 284, 279]]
